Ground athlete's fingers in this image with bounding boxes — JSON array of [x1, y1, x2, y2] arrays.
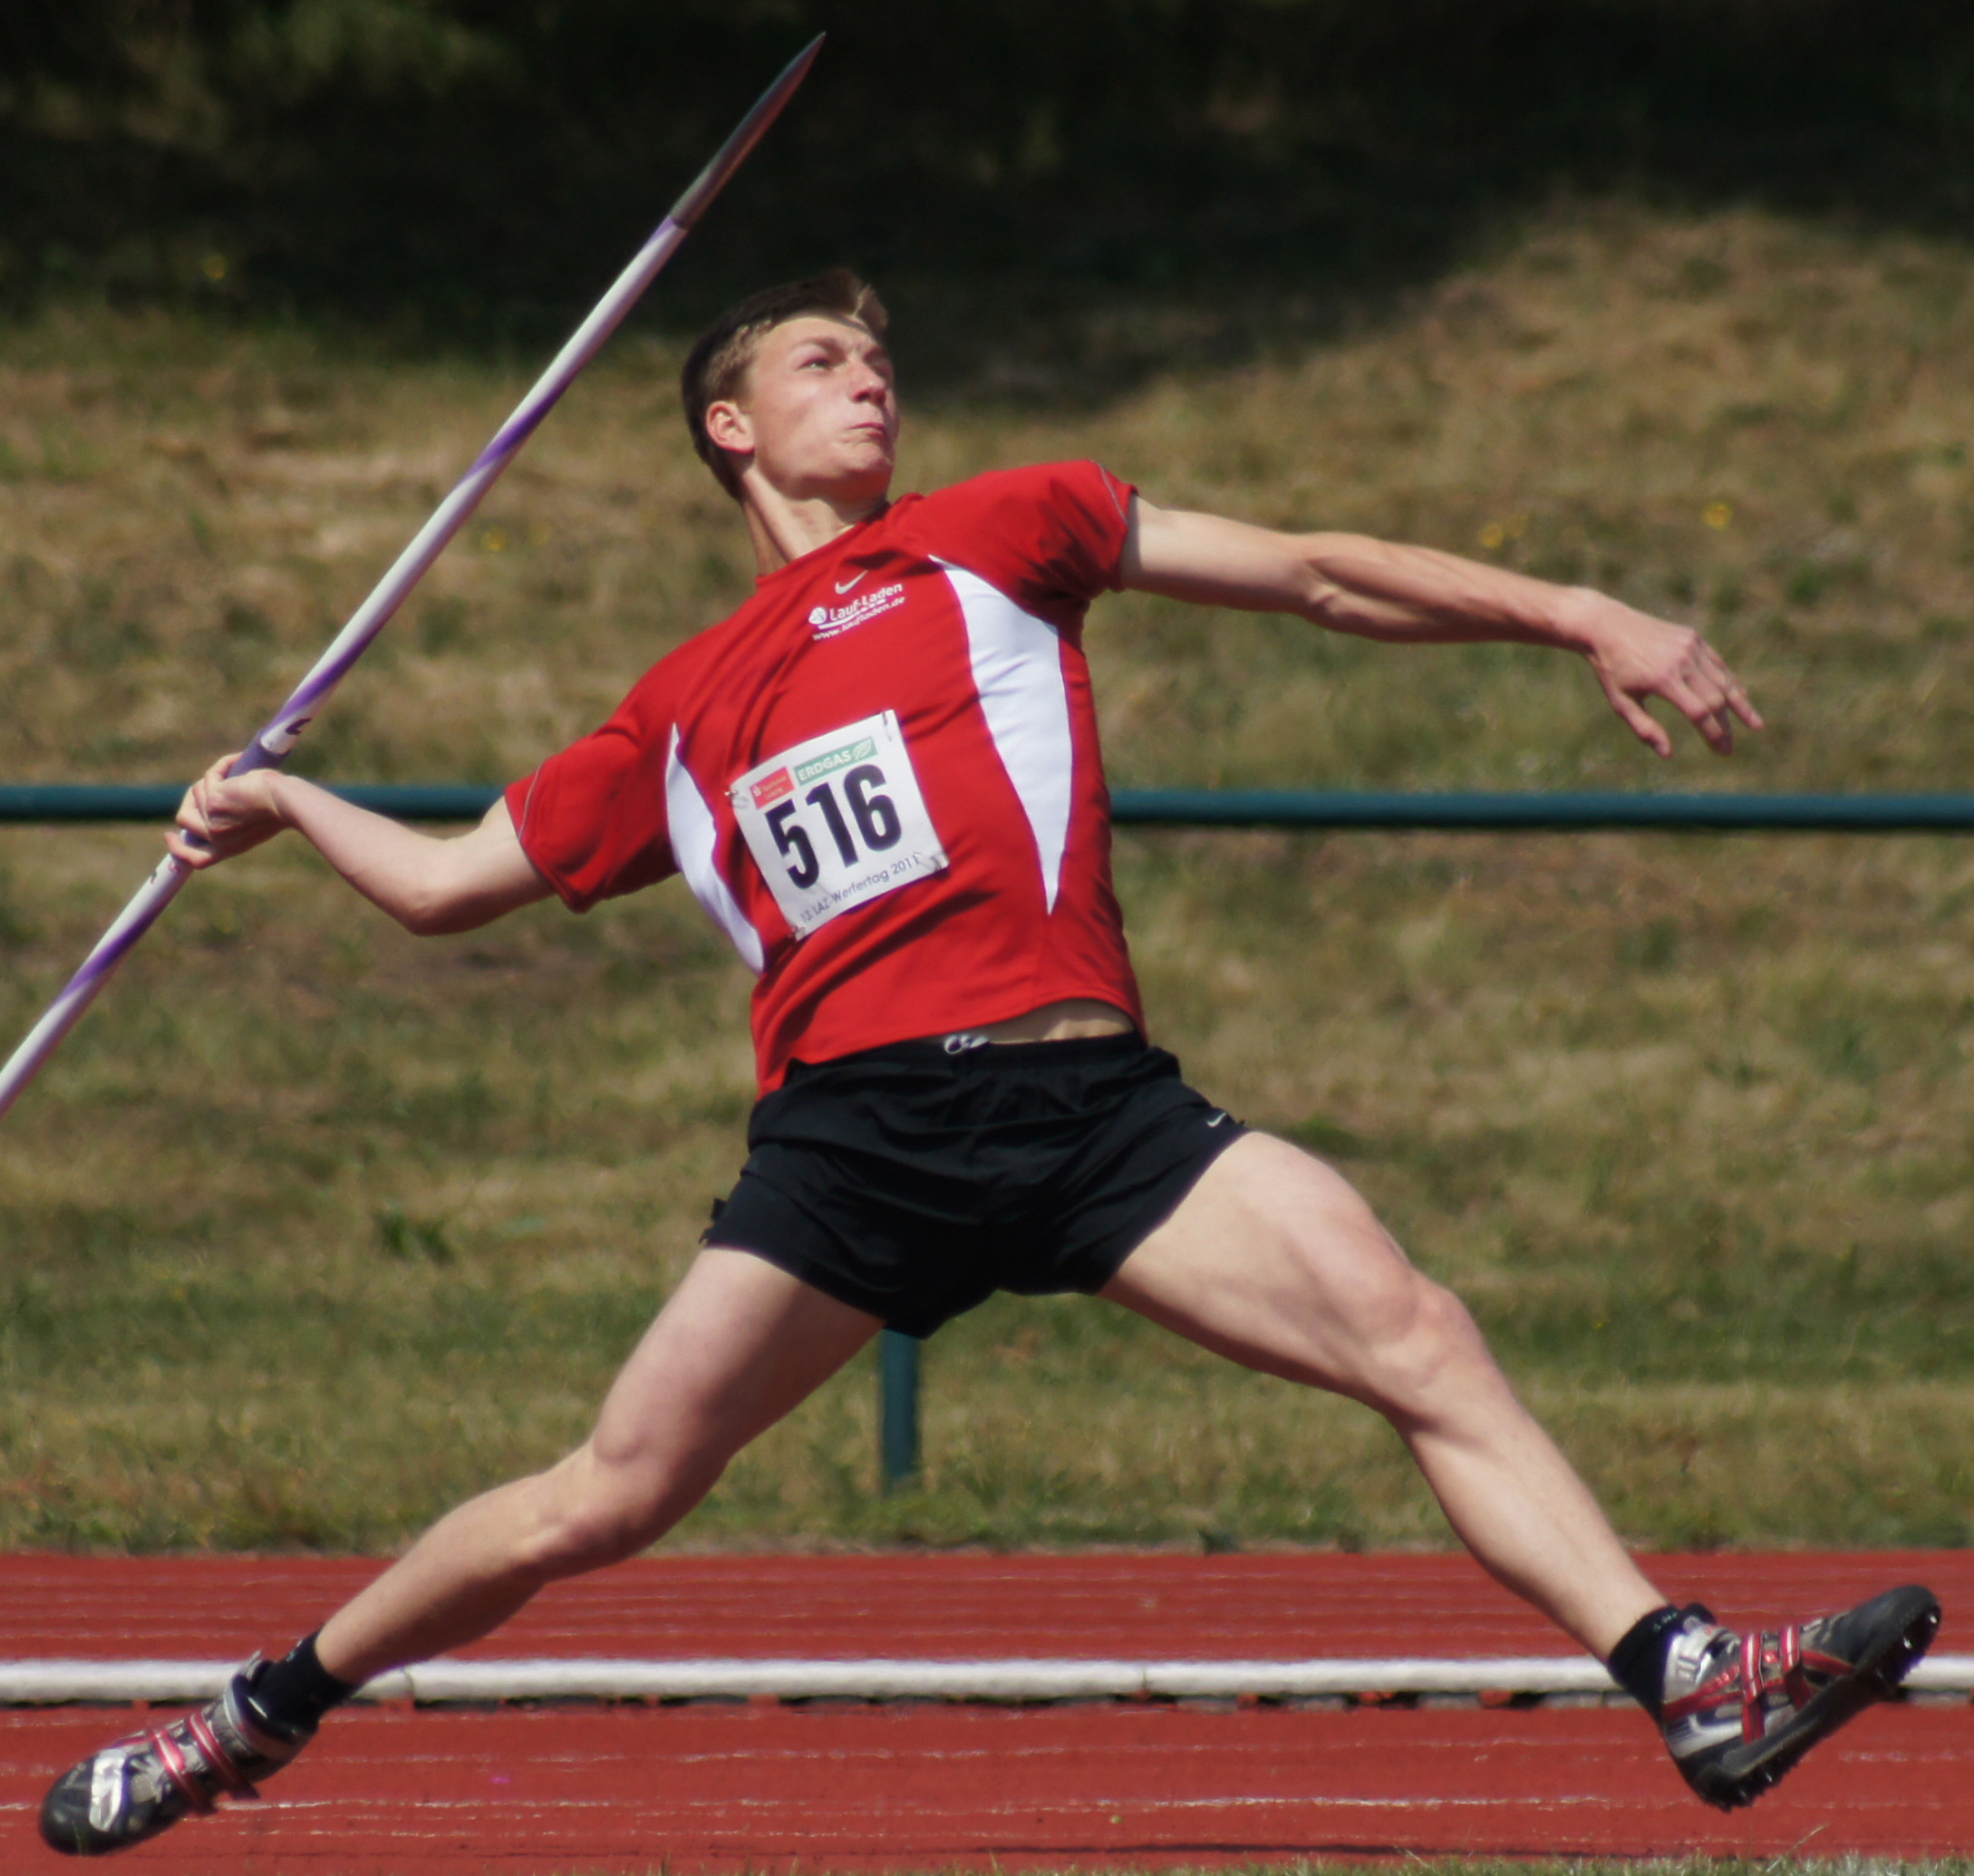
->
[[163, 825, 223, 871], [1675, 689, 1735, 754], [1708, 661, 1764, 731], [1686, 659, 1756, 749], [1627, 634, 1755, 753], [1602, 679, 1673, 758], [1685, 641, 1763, 734], [206, 762, 283, 830], [176, 752, 244, 837], [166, 786, 228, 860], [174, 790, 213, 846], [1662, 675, 1735, 752], [170, 752, 286, 865]]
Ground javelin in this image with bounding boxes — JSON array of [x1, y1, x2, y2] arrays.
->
[[0, 35, 823, 1125]]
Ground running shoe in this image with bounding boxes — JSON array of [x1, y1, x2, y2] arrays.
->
[[1658, 1582, 1941, 1810], [39, 1659, 312, 1856]]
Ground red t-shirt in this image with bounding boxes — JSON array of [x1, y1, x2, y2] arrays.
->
[[505, 460, 1146, 1091]]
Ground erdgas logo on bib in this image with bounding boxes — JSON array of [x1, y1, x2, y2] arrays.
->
[[808, 581, 904, 639], [746, 730, 878, 810], [730, 711, 948, 937]]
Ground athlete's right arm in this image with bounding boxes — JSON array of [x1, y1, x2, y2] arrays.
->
[[166, 754, 554, 936]]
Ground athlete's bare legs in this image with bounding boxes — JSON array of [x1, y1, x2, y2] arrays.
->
[[44, 1136, 1937, 1860], [1104, 1132, 1661, 1656], [314, 1250, 880, 1683]]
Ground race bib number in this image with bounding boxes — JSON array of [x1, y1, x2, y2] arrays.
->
[[730, 711, 948, 937]]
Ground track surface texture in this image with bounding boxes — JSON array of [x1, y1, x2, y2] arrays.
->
[[5, 1550, 1971, 1871]]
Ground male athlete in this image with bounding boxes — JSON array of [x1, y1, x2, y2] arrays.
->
[[44, 271, 1939, 1854]]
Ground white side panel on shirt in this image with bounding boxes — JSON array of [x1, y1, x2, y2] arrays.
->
[[665, 727, 766, 973], [937, 560, 1073, 912]]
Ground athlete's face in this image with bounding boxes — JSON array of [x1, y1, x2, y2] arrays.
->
[[710, 315, 898, 506]]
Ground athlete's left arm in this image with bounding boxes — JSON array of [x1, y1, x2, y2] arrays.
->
[[1118, 496, 1761, 757]]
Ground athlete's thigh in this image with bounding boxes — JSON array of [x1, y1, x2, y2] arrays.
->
[[1099, 1131, 1433, 1398], [590, 1247, 882, 1470]]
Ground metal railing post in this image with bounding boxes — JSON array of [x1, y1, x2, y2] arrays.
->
[[879, 1330, 921, 1492]]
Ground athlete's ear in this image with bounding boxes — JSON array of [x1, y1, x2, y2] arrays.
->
[[704, 399, 754, 456]]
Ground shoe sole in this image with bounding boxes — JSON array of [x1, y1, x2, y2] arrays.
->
[[1691, 1583, 1942, 1811]]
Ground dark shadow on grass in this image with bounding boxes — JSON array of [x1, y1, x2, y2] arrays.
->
[[6, 3, 1974, 398]]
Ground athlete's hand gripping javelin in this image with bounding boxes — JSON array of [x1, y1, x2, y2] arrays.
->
[[165, 757, 287, 868], [1122, 502, 1763, 758], [168, 753, 545, 935]]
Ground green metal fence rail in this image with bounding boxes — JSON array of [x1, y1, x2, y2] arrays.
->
[[0, 784, 501, 823], [1112, 791, 1974, 833], [8, 784, 1974, 831], [14, 779, 1974, 1492]]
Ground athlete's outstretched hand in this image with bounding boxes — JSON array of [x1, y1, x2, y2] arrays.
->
[[1122, 500, 1763, 759], [1563, 591, 1763, 758], [167, 751, 290, 869]]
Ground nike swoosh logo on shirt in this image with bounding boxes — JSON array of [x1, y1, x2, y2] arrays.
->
[[834, 571, 869, 595]]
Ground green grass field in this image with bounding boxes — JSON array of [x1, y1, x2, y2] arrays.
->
[[2, 201, 1973, 1552]]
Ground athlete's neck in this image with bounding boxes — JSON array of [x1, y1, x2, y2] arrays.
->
[[740, 482, 890, 575]]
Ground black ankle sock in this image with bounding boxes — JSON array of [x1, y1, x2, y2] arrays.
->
[[243, 1632, 358, 1736], [1606, 1602, 1703, 1720]]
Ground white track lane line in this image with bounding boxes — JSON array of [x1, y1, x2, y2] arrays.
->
[[1, 1653, 1970, 1704]]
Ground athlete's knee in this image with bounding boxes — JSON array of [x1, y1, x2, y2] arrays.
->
[[512, 1441, 721, 1579], [1344, 1266, 1496, 1418], [1244, 1153, 1503, 1413]]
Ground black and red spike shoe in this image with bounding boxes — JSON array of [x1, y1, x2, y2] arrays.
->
[[40, 1658, 313, 1856], [1658, 1583, 1941, 1810]]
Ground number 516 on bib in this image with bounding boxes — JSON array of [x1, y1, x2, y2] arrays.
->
[[730, 711, 949, 938]]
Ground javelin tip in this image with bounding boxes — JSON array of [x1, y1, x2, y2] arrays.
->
[[669, 35, 827, 231]]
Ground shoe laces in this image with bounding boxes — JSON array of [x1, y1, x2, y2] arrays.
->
[[1663, 1616, 1815, 1741]]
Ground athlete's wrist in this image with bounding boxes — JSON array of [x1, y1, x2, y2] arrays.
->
[[259, 770, 303, 829], [1546, 585, 1617, 657]]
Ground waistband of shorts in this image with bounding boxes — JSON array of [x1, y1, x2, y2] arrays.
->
[[786, 1029, 1151, 1080]]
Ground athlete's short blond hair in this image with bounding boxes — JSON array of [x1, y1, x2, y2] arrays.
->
[[681, 269, 888, 500]]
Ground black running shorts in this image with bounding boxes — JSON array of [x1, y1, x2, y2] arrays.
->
[[703, 1032, 1246, 1338]]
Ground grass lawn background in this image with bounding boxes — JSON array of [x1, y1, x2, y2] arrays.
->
[[2, 202, 1972, 1552]]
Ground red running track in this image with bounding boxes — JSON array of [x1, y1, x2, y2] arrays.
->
[[6, 1548, 1972, 1663], [3, 1550, 1970, 1871]]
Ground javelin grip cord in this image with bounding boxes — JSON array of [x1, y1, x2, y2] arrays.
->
[[0, 35, 824, 1124]]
